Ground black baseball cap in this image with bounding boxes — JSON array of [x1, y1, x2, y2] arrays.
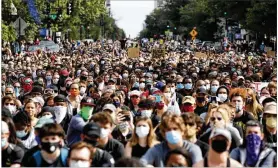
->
[[196, 87, 207, 95], [54, 94, 67, 103], [81, 97, 95, 107], [83, 122, 101, 138]]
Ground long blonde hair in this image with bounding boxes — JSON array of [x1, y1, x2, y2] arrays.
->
[[212, 104, 231, 124], [205, 103, 219, 125], [129, 117, 157, 147], [245, 88, 263, 119]]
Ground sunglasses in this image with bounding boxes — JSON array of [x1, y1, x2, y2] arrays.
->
[[210, 117, 222, 121], [5, 103, 15, 106], [224, 83, 231, 86], [185, 123, 195, 127]]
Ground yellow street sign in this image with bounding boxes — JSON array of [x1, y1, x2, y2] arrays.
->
[[191, 36, 196, 40], [190, 29, 198, 37]]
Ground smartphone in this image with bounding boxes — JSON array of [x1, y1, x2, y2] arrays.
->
[[155, 95, 161, 103], [210, 96, 217, 103]]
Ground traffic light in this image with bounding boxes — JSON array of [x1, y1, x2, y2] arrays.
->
[[67, 2, 72, 15], [56, 8, 62, 21]]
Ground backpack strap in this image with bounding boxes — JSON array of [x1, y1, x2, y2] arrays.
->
[[33, 151, 42, 167], [60, 148, 69, 167]]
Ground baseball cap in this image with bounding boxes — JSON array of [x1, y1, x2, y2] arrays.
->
[[130, 90, 141, 97], [35, 116, 55, 129], [2, 121, 9, 133], [237, 76, 245, 81], [31, 86, 43, 95], [83, 122, 101, 138], [60, 69, 69, 76], [54, 94, 67, 103], [108, 78, 116, 84], [81, 97, 95, 107], [103, 104, 116, 113], [32, 96, 45, 107], [210, 128, 231, 142], [262, 97, 276, 107], [182, 96, 195, 104], [155, 81, 165, 90], [263, 102, 277, 114]]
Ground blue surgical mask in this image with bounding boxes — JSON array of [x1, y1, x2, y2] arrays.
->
[[176, 83, 184, 90], [16, 130, 27, 138], [1, 138, 7, 148], [210, 86, 219, 93], [46, 76, 52, 81], [14, 87, 20, 97], [165, 130, 182, 144], [184, 83, 192, 90]]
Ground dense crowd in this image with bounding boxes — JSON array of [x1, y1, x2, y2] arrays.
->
[[1, 38, 277, 167]]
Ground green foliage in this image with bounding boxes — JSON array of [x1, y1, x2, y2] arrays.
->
[[1, 0, 125, 41], [2, 23, 17, 42], [139, 0, 277, 41]]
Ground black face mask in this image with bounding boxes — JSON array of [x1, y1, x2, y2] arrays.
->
[[196, 97, 205, 103], [41, 141, 60, 154], [80, 76, 87, 81], [211, 139, 227, 153], [84, 138, 98, 147], [246, 98, 253, 105]]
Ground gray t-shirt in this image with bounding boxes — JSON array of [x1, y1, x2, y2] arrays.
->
[[141, 140, 203, 167]]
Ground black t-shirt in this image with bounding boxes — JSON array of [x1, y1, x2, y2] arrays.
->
[[111, 128, 132, 146], [131, 143, 149, 158], [195, 140, 209, 157], [194, 105, 208, 116], [23, 148, 68, 167], [2, 143, 25, 167], [91, 148, 115, 167], [233, 111, 255, 134], [99, 138, 125, 161], [21, 145, 40, 166]]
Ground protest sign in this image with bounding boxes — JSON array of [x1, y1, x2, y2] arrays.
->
[[195, 52, 207, 58], [152, 48, 165, 58], [253, 82, 269, 95], [128, 48, 140, 58]]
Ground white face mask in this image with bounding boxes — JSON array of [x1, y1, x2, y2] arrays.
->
[[107, 85, 116, 90], [164, 93, 172, 101], [141, 110, 152, 118], [122, 73, 128, 78], [4, 105, 17, 115], [139, 83, 145, 89], [218, 94, 228, 102], [53, 79, 59, 84], [69, 160, 91, 168], [80, 87, 86, 95], [100, 128, 110, 138], [136, 126, 150, 138], [170, 87, 175, 94], [54, 106, 67, 124]]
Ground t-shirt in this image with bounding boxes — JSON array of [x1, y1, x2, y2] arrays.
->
[[195, 140, 209, 157], [2, 143, 25, 167], [141, 140, 202, 167], [91, 148, 115, 167], [21, 145, 40, 166], [99, 138, 125, 161], [233, 111, 255, 134]]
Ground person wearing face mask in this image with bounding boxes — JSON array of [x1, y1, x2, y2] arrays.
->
[[161, 85, 181, 116], [23, 123, 69, 167], [45, 72, 53, 87], [80, 123, 115, 167], [216, 86, 230, 104], [58, 69, 70, 95], [166, 79, 183, 105], [13, 111, 37, 149], [80, 70, 89, 82], [194, 128, 243, 167], [106, 78, 117, 91], [52, 74, 60, 85], [141, 114, 202, 167], [2, 95, 18, 116], [209, 80, 220, 96], [182, 77, 194, 96], [79, 82, 87, 98], [194, 88, 209, 116], [125, 117, 159, 158], [230, 120, 276, 167], [111, 110, 133, 146], [230, 89, 255, 135], [53, 94, 72, 133], [262, 102, 277, 152], [67, 97, 95, 146], [1, 121, 25, 167], [129, 90, 141, 117], [181, 96, 196, 113], [90, 112, 125, 161]]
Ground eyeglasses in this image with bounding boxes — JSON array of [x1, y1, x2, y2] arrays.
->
[[5, 103, 15, 106], [210, 117, 222, 121], [185, 123, 195, 127], [224, 83, 231, 86]]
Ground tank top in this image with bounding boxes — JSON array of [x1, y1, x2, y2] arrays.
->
[[131, 144, 149, 158], [204, 156, 230, 167]]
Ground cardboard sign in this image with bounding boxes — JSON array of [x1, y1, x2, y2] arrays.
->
[[267, 50, 275, 57], [152, 48, 165, 58], [253, 82, 269, 95], [128, 48, 140, 58], [195, 52, 207, 58]]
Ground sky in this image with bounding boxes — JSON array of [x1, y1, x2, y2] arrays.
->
[[110, 0, 155, 38]]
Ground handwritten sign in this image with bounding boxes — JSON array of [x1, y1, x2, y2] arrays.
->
[[195, 52, 207, 58], [152, 48, 165, 58], [253, 82, 269, 95], [128, 48, 140, 58]]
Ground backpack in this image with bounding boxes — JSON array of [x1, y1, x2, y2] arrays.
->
[[32, 148, 68, 167]]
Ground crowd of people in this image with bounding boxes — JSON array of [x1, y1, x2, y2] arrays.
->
[[1, 38, 277, 167]]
